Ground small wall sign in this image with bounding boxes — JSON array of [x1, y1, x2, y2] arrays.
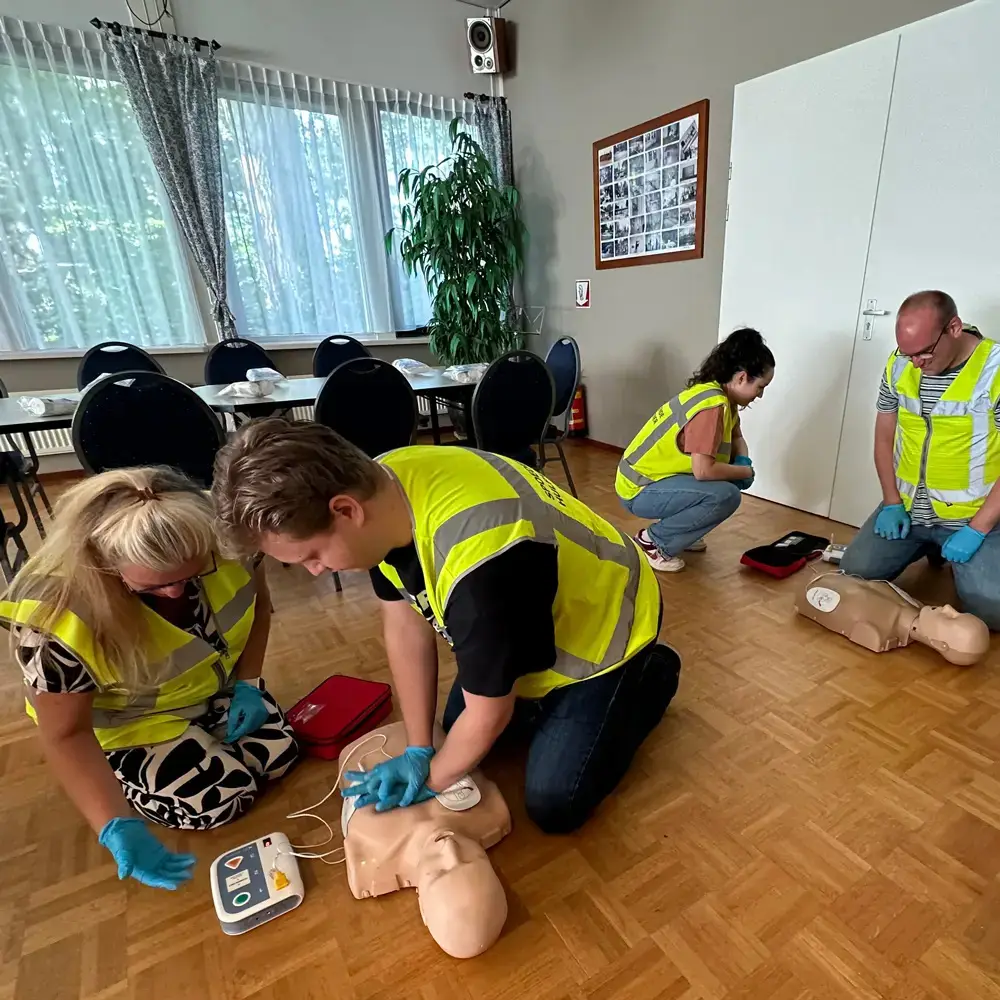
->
[[575, 279, 591, 309]]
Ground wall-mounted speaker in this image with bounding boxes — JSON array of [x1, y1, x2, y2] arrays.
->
[[467, 17, 507, 75]]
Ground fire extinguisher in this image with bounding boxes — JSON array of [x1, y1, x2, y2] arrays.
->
[[568, 384, 588, 438]]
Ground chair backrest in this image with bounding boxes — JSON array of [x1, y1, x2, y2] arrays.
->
[[72, 371, 225, 487], [311, 335, 372, 377], [314, 358, 417, 458], [204, 337, 279, 386], [544, 336, 581, 420], [472, 350, 555, 462], [77, 341, 165, 391]]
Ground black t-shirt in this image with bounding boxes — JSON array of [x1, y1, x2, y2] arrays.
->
[[369, 540, 558, 698]]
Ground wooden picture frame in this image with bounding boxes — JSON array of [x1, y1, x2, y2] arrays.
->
[[593, 98, 709, 269]]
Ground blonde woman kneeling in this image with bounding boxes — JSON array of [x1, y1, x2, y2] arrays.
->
[[0, 468, 298, 890]]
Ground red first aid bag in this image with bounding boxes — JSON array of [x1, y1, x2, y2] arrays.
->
[[286, 674, 393, 760]]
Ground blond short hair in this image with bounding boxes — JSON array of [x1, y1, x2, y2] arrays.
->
[[212, 418, 383, 553]]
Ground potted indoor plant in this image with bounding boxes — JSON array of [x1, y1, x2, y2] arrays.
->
[[386, 119, 527, 366]]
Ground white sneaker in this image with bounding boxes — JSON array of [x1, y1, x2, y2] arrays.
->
[[634, 530, 686, 572], [685, 538, 707, 552]]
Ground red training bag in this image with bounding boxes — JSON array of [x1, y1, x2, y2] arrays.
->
[[286, 674, 393, 760]]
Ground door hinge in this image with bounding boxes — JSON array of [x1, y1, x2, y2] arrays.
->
[[725, 204, 730, 222]]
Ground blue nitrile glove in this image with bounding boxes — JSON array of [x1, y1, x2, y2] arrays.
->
[[941, 524, 986, 564], [99, 817, 196, 890], [342, 746, 435, 810], [733, 454, 754, 491], [874, 503, 911, 540], [224, 679, 270, 743]]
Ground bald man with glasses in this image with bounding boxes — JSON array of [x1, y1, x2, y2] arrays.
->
[[841, 290, 1000, 630]]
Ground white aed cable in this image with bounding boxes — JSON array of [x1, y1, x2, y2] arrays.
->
[[274, 732, 391, 868]]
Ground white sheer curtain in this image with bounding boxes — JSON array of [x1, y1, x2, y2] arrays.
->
[[379, 100, 470, 332], [218, 62, 473, 340], [0, 17, 202, 353]]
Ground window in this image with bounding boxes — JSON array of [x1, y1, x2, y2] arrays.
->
[[220, 65, 473, 342], [380, 110, 465, 333], [0, 27, 201, 354], [220, 96, 370, 340]]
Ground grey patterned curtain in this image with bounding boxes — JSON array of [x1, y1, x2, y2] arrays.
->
[[470, 94, 525, 331], [472, 95, 514, 187], [99, 28, 237, 339]]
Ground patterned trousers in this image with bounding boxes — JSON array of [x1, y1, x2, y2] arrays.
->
[[105, 686, 299, 831]]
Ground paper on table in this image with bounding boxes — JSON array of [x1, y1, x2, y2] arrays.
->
[[216, 380, 275, 398], [246, 367, 284, 383], [442, 364, 488, 384], [17, 396, 77, 417], [392, 358, 434, 375]]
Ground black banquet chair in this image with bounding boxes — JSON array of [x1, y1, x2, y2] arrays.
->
[[204, 336, 279, 385], [539, 336, 581, 496], [315, 357, 417, 462], [77, 341, 165, 390], [311, 335, 372, 378], [205, 336, 285, 422], [471, 350, 555, 468], [72, 371, 225, 487], [0, 374, 52, 537], [314, 357, 418, 592]]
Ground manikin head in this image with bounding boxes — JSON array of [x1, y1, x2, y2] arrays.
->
[[913, 604, 990, 666], [213, 418, 410, 573], [415, 829, 507, 959], [895, 290, 972, 375]]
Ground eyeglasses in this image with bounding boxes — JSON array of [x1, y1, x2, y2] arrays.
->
[[119, 552, 218, 595], [895, 321, 949, 361]]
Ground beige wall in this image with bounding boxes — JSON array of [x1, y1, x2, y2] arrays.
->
[[1, 0, 466, 390], [505, 0, 968, 446]]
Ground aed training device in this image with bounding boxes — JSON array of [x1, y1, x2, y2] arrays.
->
[[210, 832, 304, 935], [822, 542, 848, 564]]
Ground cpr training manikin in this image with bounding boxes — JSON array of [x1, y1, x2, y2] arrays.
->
[[338, 721, 511, 959], [795, 571, 989, 665]]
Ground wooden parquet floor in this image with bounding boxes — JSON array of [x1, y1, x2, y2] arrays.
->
[[2, 441, 1000, 999]]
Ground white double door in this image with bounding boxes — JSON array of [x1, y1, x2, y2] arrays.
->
[[718, 0, 1000, 527]]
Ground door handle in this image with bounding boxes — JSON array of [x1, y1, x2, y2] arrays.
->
[[862, 308, 891, 316]]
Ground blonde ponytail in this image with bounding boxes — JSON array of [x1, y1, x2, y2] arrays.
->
[[4, 467, 217, 690]]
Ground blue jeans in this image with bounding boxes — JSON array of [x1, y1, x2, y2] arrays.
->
[[442, 643, 681, 834], [841, 505, 1000, 630], [620, 475, 742, 556]]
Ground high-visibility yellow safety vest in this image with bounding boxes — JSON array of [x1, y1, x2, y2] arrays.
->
[[888, 337, 1000, 521], [377, 447, 661, 700], [616, 382, 737, 501], [0, 559, 256, 750]]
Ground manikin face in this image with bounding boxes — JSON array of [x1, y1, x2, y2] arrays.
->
[[416, 830, 507, 959], [258, 495, 390, 576], [726, 367, 774, 408], [919, 604, 989, 659]]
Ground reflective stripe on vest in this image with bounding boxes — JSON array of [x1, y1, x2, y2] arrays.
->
[[615, 383, 734, 500], [888, 339, 1000, 519], [378, 447, 661, 699], [0, 560, 256, 749]]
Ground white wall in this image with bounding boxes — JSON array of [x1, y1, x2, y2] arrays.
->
[[505, 0, 971, 446], [1, 0, 470, 390], [3, 0, 473, 95]]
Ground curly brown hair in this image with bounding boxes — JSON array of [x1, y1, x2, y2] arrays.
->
[[212, 418, 383, 553]]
